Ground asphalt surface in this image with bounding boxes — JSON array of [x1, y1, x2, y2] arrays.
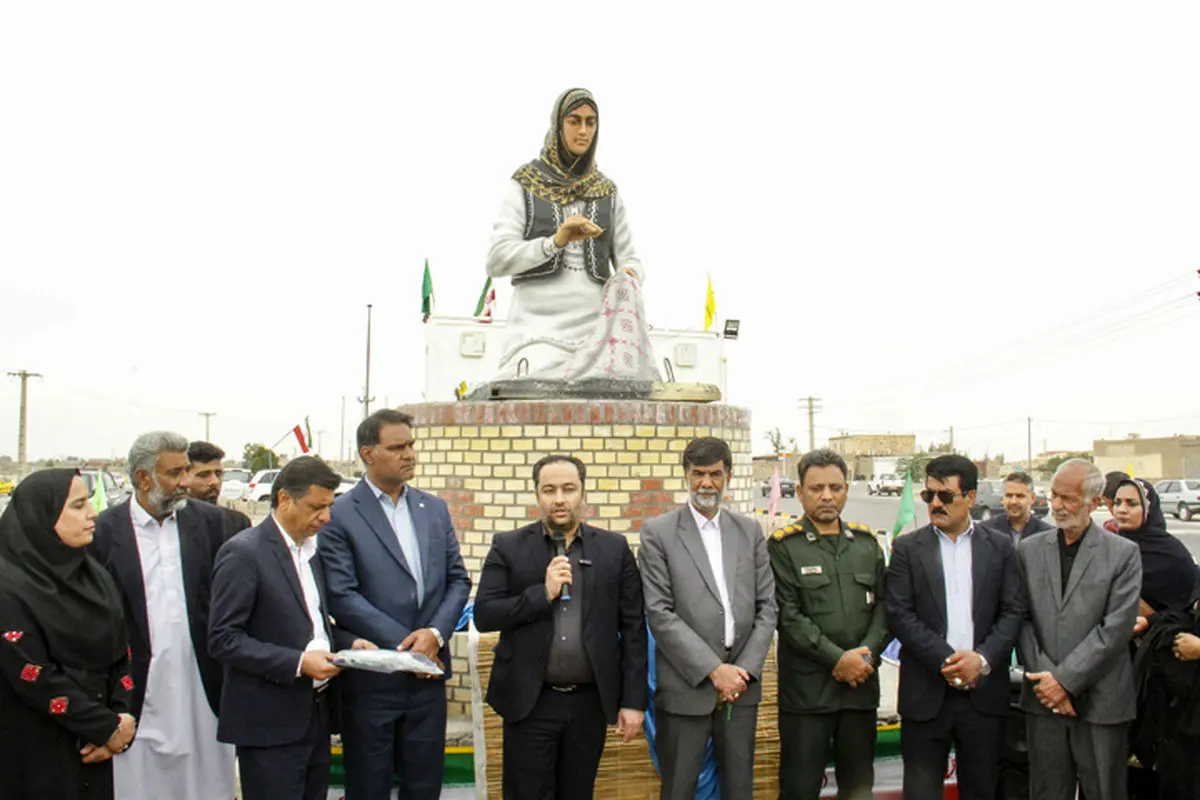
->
[[753, 482, 1200, 561]]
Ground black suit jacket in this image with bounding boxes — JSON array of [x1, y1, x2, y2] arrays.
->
[[217, 505, 253, 540], [208, 519, 352, 747], [885, 523, 1025, 721], [474, 522, 648, 724], [90, 498, 228, 719]]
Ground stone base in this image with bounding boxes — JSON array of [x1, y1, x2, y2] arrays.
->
[[396, 398, 752, 718]]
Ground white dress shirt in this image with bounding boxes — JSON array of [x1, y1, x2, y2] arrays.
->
[[689, 504, 735, 648], [937, 523, 975, 653], [272, 516, 330, 689]]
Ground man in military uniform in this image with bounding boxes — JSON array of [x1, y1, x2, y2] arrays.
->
[[769, 448, 889, 800]]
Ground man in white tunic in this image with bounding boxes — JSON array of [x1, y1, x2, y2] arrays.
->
[[91, 431, 236, 800], [487, 88, 658, 383]]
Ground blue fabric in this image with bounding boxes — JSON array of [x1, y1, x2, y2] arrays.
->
[[456, 601, 473, 632], [936, 526, 975, 652], [644, 626, 721, 799]]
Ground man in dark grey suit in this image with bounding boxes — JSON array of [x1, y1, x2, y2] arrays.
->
[[886, 454, 1025, 800], [1017, 459, 1141, 800], [639, 437, 777, 800]]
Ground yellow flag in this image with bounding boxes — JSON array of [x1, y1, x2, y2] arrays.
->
[[704, 275, 716, 331]]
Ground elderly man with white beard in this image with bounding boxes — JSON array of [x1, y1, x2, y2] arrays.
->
[[1016, 458, 1141, 800], [639, 437, 777, 800], [90, 431, 236, 800]]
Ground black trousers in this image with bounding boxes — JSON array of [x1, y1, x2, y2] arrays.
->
[[237, 690, 331, 800], [901, 691, 1003, 800], [502, 685, 608, 800], [779, 710, 876, 800], [998, 705, 1030, 800]]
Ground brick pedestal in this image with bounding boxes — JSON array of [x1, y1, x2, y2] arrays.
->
[[394, 399, 752, 717]]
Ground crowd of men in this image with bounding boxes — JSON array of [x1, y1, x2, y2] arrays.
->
[[49, 409, 1191, 800]]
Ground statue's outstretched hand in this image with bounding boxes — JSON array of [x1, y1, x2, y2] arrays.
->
[[554, 215, 604, 248]]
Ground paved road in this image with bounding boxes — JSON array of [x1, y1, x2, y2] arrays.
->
[[753, 483, 1200, 561]]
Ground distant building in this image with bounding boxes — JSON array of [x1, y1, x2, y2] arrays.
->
[[827, 433, 916, 481], [1093, 435, 1200, 482], [828, 434, 917, 459]]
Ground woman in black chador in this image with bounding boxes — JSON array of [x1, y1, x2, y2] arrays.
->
[[0, 469, 137, 799]]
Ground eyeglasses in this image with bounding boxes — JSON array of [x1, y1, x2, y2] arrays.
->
[[920, 489, 966, 505]]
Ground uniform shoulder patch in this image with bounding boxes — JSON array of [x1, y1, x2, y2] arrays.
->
[[846, 521, 872, 533], [772, 524, 802, 540]]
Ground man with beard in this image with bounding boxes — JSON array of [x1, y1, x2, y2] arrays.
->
[[90, 431, 236, 800], [769, 448, 888, 799], [639, 437, 777, 800], [473, 455, 648, 799], [186, 441, 252, 539], [886, 454, 1024, 800], [1017, 459, 1141, 800]]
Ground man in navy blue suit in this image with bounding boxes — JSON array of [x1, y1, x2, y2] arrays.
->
[[319, 409, 472, 799], [208, 456, 373, 800]]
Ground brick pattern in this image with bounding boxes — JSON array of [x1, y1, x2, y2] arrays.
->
[[396, 400, 753, 717]]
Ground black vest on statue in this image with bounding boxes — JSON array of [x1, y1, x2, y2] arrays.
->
[[512, 190, 615, 286]]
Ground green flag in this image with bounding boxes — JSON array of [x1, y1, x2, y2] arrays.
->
[[90, 475, 108, 513], [891, 472, 916, 540], [421, 259, 434, 322], [473, 276, 493, 317]]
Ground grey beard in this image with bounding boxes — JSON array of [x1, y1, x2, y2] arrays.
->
[[690, 491, 721, 512], [149, 482, 188, 516]]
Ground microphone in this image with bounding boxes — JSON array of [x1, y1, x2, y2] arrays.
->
[[551, 530, 571, 602]]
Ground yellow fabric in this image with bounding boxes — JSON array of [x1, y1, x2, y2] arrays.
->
[[704, 274, 717, 331]]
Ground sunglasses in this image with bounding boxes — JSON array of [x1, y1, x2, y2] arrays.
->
[[920, 489, 965, 505]]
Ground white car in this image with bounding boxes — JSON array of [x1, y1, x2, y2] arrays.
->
[[1155, 479, 1200, 522], [247, 469, 357, 503], [220, 468, 252, 503], [246, 469, 281, 503]]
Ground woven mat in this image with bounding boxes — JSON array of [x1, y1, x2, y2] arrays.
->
[[471, 632, 781, 799]]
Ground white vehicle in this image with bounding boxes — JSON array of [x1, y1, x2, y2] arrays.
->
[[220, 468, 252, 503], [246, 469, 281, 503], [248, 468, 357, 503], [870, 473, 906, 497], [1155, 478, 1200, 522]]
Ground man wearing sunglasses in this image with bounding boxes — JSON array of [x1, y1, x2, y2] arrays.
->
[[886, 454, 1025, 800]]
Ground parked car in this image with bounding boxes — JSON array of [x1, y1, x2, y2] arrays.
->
[[79, 468, 132, 508], [0, 476, 15, 495], [1155, 479, 1200, 522], [869, 474, 905, 497], [971, 479, 1050, 521], [246, 469, 281, 503], [760, 476, 796, 498], [220, 468, 252, 503]]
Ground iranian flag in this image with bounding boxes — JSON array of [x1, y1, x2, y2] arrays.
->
[[474, 277, 495, 323], [292, 417, 312, 453]]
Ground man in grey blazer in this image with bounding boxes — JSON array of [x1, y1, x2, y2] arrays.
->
[[639, 437, 777, 800], [1017, 458, 1141, 800]]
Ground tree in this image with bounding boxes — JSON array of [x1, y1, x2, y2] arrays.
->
[[897, 453, 934, 482], [1037, 452, 1093, 479], [242, 443, 279, 472], [765, 427, 793, 455]]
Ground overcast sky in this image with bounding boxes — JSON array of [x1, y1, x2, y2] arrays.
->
[[3, 2, 1198, 465]]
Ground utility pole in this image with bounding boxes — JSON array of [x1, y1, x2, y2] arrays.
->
[[198, 411, 216, 441], [799, 396, 822, 451], [7, 370, 42, 465], [948, 426, 954, 452], [1027, 417, 1033, 469], [357, 304, 375, 419], [340, 396, 346, 464]]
